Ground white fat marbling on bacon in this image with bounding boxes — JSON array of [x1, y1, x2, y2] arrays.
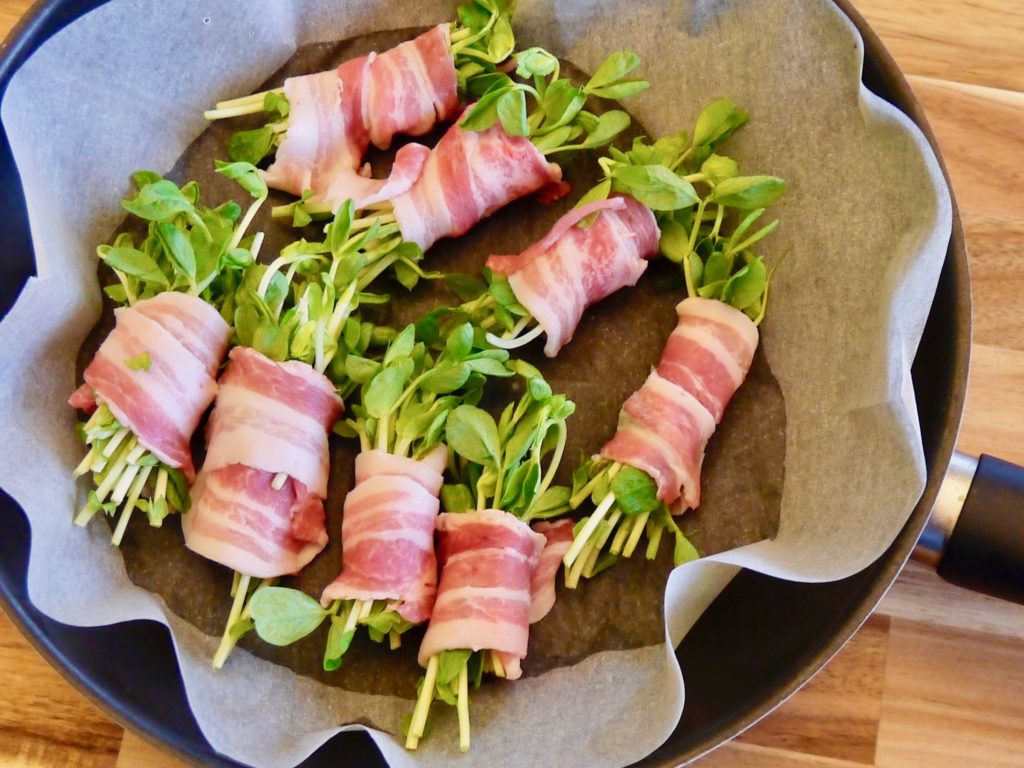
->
[[262, 57, 370, 200], [202, 347, 343, 499], [417, 509, 546, 679], [73, 293, 229, 479], [529, 519, 574, 623], [658, 297, 759, 422], [361, 24, 458, 150], [488, 194, 659, 356], [183, 347, 342, 576], [182, 465, 328, 578], [600, 298, 758, 511], [391, 111, 564, 251], [602, 369, 717, 509], [319, 445, 447, 624]]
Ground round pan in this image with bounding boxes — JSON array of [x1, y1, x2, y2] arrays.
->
[[0, 1, 970, 766]]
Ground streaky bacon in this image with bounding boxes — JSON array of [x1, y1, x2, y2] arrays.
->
[[361, 24, 459, 150], [529, 519, 575, 623], [69, 383, 97, 413], [319, 445, 448, 624], [262, 57, 370, 200], [203, 347, 343, 499], [72, 293, 230, 480], [182, 465, 328, 578], [183, 347, 343, 576], [658, 297, 759, 422], [601, 298, 758, 511], [390, 110, 564, 251], [487, 194, 659, 356], [132, 292, 229, 378], [418, 509, 546, 680]]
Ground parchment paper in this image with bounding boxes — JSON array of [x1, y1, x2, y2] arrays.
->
[[0, 1, 951, 766]]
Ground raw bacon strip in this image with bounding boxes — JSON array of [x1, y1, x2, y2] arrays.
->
[[529, 519, 575, 623], [658, 297, 759, 422], [320, 445, 448, 624], [132, 292, 230, 378], [182, 465, 328, 579], [362, 24, 459, 150], [601, 298, 758, 510], [418, 510, 546, 680], [602, 370, 716, 508], [262, 57, 370, 200], [75, 293, 230, 479], [203, 347, 343, 499], [326, 142, 431, 211], [391, 112, 564, 252], [487, 194, 659, 356]]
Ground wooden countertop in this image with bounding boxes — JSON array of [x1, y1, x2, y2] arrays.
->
[[1, 1, 1023, 766]]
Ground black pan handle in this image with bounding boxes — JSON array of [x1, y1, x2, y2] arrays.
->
[[915, 453, 1024, 603]]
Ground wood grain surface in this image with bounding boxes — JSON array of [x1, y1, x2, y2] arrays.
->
[[2, 1, 1023, 766]]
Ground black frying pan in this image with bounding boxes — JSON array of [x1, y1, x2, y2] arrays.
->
[[0, 1, 1018, 766]]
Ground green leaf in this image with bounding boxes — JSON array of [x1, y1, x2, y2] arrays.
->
[[487, 14, 515, 61], [344, 355, 381, 384], [658, 219, 690, 264], [460, 84, 510, 132], [228, 127, 275, 165], [420, 363, 471, 394], [488, 276, 518, 307], [465, 357, 512, 376], [697, 279, 726, 299], [586, 51, 642, 90], [579, 110, 631, 149], [540, 79, 585, 128], [155, 222, 197, 280], [446, 405, 501, 466], [692, 99, 748, 148], [610, 164, 699, 212], [327, 200, 354, 257], [445, 322, 474, 361], [99, 246, 168, 285], [586, 80, 649, 100], [249, 587, 328, 646], [707, 176, 786, 209], [446, 273, 487, 302], [121, 179, 195, 222], [165, 466, 192, 514], [323, 616, 355, 671], [362, 610, 414, 640], [215, 160, 268, 199], [722, 257, 767, 311], [515, 46, 558, 78], [528, 485, 572, 519], [123, 352, 151, 372], [704, 249, 732, 284], [700, 153, 740, 185], [131, 170, 162, 189], [437, 649, 472, 687], [384, 325, 416, 366], [689, 253, 705, 288], [264, 90, 290, 119], [575, 178, 612, 212], [441, 483, 475, 513], [611, 465, 661, 516], [497, 88, 528, 137], [363, 359, 414, 418], [673, 530, 700, 565]]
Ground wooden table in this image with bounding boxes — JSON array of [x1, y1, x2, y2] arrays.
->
[[1, 1, 1023, 766]]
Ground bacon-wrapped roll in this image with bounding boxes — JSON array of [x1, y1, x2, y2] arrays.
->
[[601, 298, 758, 510], [362, 23, 459, 150], [417, 509, 546, 680], [70, 292, 230, 480], [487, 195, 659, 356], [391, 112, 564, 252], [320, 445, 448, 624], [262, 56, 370, 202], [182, 346, 343, 577]]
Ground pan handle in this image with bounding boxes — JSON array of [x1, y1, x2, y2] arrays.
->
[[915, 452, 1024, 603]]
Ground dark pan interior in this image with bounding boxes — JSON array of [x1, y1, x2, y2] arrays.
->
[[0, 1, 970, 766]]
